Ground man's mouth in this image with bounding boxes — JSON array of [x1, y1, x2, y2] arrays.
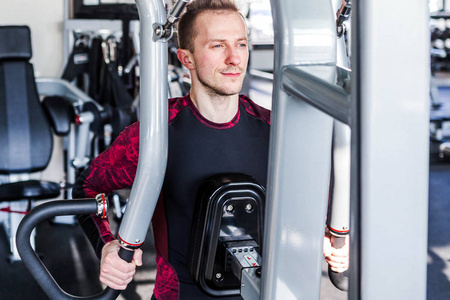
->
[[222, 72, 241, 78]]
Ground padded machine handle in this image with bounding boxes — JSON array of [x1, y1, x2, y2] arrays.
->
[[16, 196, 132, 300]]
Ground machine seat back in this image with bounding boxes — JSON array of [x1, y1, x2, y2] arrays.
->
[[0, 25, 53, 174]]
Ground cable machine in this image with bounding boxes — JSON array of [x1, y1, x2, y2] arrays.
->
[[263, 0, 429, 299], [15, 0, 430, 299]]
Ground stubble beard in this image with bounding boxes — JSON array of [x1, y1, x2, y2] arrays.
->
[[197, 69, 244, 97]]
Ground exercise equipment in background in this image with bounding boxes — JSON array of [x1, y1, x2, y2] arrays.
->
[[0, 25, 93, 260], [16, 0, 180, 298]]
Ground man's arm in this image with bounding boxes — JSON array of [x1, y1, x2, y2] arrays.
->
[[73, 121, 140, 199], [72, 122, 142, 289], [72, 122, 140, 256]]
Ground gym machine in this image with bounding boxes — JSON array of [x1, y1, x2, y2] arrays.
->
[[263, 0, 429, 299], [0, 24, 103, 261], [15, 0, 430, 299], [16, 0, 172, 297], [16, 0, 347, 298]]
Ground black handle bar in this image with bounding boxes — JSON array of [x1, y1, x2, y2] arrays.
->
[[16, 197, 134, 300]]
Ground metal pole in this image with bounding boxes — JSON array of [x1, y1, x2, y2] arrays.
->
[[118, 0, 168, 249], [263, 1, 336, 298], [351, 0, 430, 298], [265, 0, 429, 299]]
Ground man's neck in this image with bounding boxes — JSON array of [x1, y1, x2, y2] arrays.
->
[[190, 90, 240, 124]]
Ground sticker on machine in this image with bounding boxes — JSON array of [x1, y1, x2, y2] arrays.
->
[[244, 254, 260, 267]]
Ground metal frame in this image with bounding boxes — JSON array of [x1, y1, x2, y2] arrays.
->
[[352, 1, 429, 299], [263, 2, 335, 298], [263, 0, 429, 299], [35, 78, 97, 203], [117, 0, 168, 247]]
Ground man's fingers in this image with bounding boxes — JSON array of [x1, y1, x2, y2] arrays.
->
[[325, 254, 349, 272], [100, 261, 136, 290], [330, 246, 349, 258], [99, 241, 139, 290], [134, 249, 143, 266], [325, 254, 348, 264], [101, 259, 136, 278], [100, 270, 135, 290]]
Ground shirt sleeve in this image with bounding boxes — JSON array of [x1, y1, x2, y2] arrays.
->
[[72, 122, 140, 257]]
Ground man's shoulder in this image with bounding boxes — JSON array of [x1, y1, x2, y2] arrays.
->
[[169, 95, 191, 124], [114, 121, 140, 148], [239, 94, 271, 125], [121, 121, 140, 136], [119, 95, 191, 134]]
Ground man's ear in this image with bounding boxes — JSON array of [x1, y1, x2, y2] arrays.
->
[[177, 49, 195, 70]]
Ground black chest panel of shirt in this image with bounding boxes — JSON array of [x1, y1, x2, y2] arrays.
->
[[163, 103, 269, 299]]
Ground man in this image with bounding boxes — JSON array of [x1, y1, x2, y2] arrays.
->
[[73, 0, 349, 299]]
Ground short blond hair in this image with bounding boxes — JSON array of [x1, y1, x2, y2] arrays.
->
[[177, 0, 241, 52]]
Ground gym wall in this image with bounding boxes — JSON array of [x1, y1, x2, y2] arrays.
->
[[0, 0, 64, 78]]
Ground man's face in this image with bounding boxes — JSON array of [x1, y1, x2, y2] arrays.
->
[[189, 11, 249, 96]]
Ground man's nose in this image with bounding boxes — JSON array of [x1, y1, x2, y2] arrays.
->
[[226, 47, 241, 66]]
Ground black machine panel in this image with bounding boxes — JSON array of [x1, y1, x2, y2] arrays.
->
[[189, 173, 265, 297]]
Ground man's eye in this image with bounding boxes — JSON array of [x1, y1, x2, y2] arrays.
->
[[238, 43, 247, 48], [213, 44, 222, 48]]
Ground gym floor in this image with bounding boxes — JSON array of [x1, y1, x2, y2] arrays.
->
[[0, 79, 449, 299]]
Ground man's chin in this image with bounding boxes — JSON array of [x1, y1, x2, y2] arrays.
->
[[222, 83, 244, 95], [216, 88, 242, 97], [198, 76, 244, 96], [207, 83, 243, 96]]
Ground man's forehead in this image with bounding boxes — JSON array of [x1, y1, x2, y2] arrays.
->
[[194, 11, 247, 40]]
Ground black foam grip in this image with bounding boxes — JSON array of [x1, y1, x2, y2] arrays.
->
[[329, 267, 349, 292], [118, 247, 134, 263], [332, 235, 346, 249]]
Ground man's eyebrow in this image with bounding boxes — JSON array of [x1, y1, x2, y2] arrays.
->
[[208, 37, 248, 43]]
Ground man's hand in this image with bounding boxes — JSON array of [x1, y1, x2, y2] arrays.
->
[[323, 232, 349, 273], [99, 240, 143, 290]]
